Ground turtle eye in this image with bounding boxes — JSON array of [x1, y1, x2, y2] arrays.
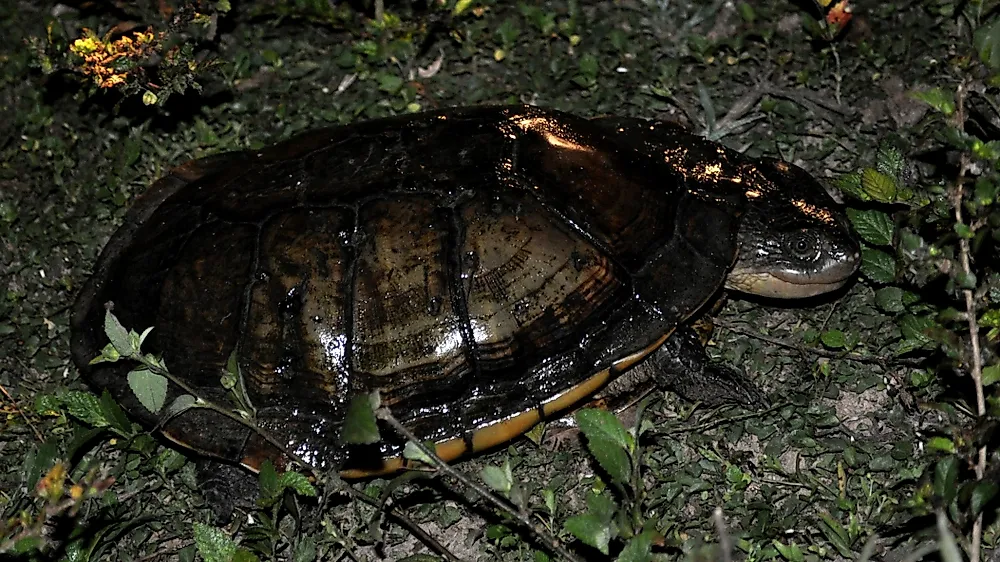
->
[[788, 231, 818, 259]]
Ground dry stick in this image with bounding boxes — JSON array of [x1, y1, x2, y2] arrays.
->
[[0, 382, 44, 442], [136, 358, 461, 562], [375, 408, 586, 562], [712, 508, 734, 562], [713, 319, 925, 367], [951, 82, 987, 562]]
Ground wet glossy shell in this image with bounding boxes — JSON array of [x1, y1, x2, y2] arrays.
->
[[71, 105, 748, 474]]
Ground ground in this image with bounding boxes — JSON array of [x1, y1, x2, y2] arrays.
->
[[0, 1, 992, 561]]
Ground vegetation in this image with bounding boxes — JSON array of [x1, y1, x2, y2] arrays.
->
[[2, 0, 1000, 560]]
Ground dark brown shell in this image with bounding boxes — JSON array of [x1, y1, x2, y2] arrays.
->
[[70, 105, 749, 473]]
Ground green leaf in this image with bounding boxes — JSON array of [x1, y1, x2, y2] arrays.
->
[[584, 490, 617, 521], [377, 73, 404, 94], [575, 408, 633, 453], [820, 330, 846, 349], [104, 308, 134, 357], [874, 287, 905, 313], [836, 172, 867, 201], [340, 393, 381, 445], [875, 143, 906, 180], [258, 459, 281, 505], [481, 463, 513, 495], [911, 88, 956, 116], [817, 512, 853, 558], [860, 248, 896, 283], [232, 549, 260, 562], [860, 168, 899, 203], [575, 409, 633, 487], [933, 456, 959, 504], [616, 531, 654, 562], [166, 394, 197, 417], [564, 514, 612, 555], [89, 342, 121, 364], [127, 368, 168, 414], [402, 441, 435, 465], [974, 17, 1000, 72], [293, 536, 317, 562], [846, 208, 894, 246], [982, 364, 1000, 386], [278, 471, 317, 497], [12, 536, 43, 554], [192, 522, 237, 562], [773, 540, 805, 562], [899, 314, 934, 346], [62, 391, 109, 427], [99, 390, 134, 435], [971, 481, 998, 515]]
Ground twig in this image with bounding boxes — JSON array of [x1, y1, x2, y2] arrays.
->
[[376, 408, 585, 562], [712, 508, 734, 562], [714, 319, 926, 367], [126, 355, 460, 561], [0, 382, 44, 442], [951, 81, 987, 562]]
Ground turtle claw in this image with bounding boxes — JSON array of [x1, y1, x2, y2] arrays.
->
[[650, 327, 768, 410]]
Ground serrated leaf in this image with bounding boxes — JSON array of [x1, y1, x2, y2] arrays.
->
[[575, 408, 633, 452], [104, 308, 134, 357], [482, 465, 513, 495], [340, 394, 381, 445], [971, 481, 998, 515], [874, 287, 905, 313], [860, 168, 898, 203], [616, 531, 654, 562], [192, 522, 237, 562], [293, 536, 317, 562], [565, 514, 612, 555], [62, 391, 109, 427], [875, 143, 906, 179], [577, 435, 631, 486], [860, 248, 896, 283], [846, 208, 894, 246], [278, 471, 317, 497], [820, 330, 846, 349], [585, 490, 617, 521], [836, 172, 867, 201], [127, 368, 168, 414]]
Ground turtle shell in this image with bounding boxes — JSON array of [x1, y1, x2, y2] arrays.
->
[[70, 105, 751, 475]]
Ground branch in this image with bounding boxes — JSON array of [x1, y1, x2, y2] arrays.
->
[[376, 408, 585, 562]]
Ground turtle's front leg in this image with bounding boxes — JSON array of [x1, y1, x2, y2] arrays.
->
[[648, 327, 767, 408]]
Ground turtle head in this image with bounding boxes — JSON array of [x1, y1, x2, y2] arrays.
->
[[725, 158, 860, 299]]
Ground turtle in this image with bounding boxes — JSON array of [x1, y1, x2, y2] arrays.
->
[[70, 104, 859, 479]]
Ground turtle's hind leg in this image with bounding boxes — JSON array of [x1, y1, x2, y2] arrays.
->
[[196, 460, 260, 524], [649, 327, 767, 408]]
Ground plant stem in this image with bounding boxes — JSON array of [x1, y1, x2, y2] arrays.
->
[[136, 356, 460, 561], [952, 81, 986, 562], [376, 408, 585, 562]]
